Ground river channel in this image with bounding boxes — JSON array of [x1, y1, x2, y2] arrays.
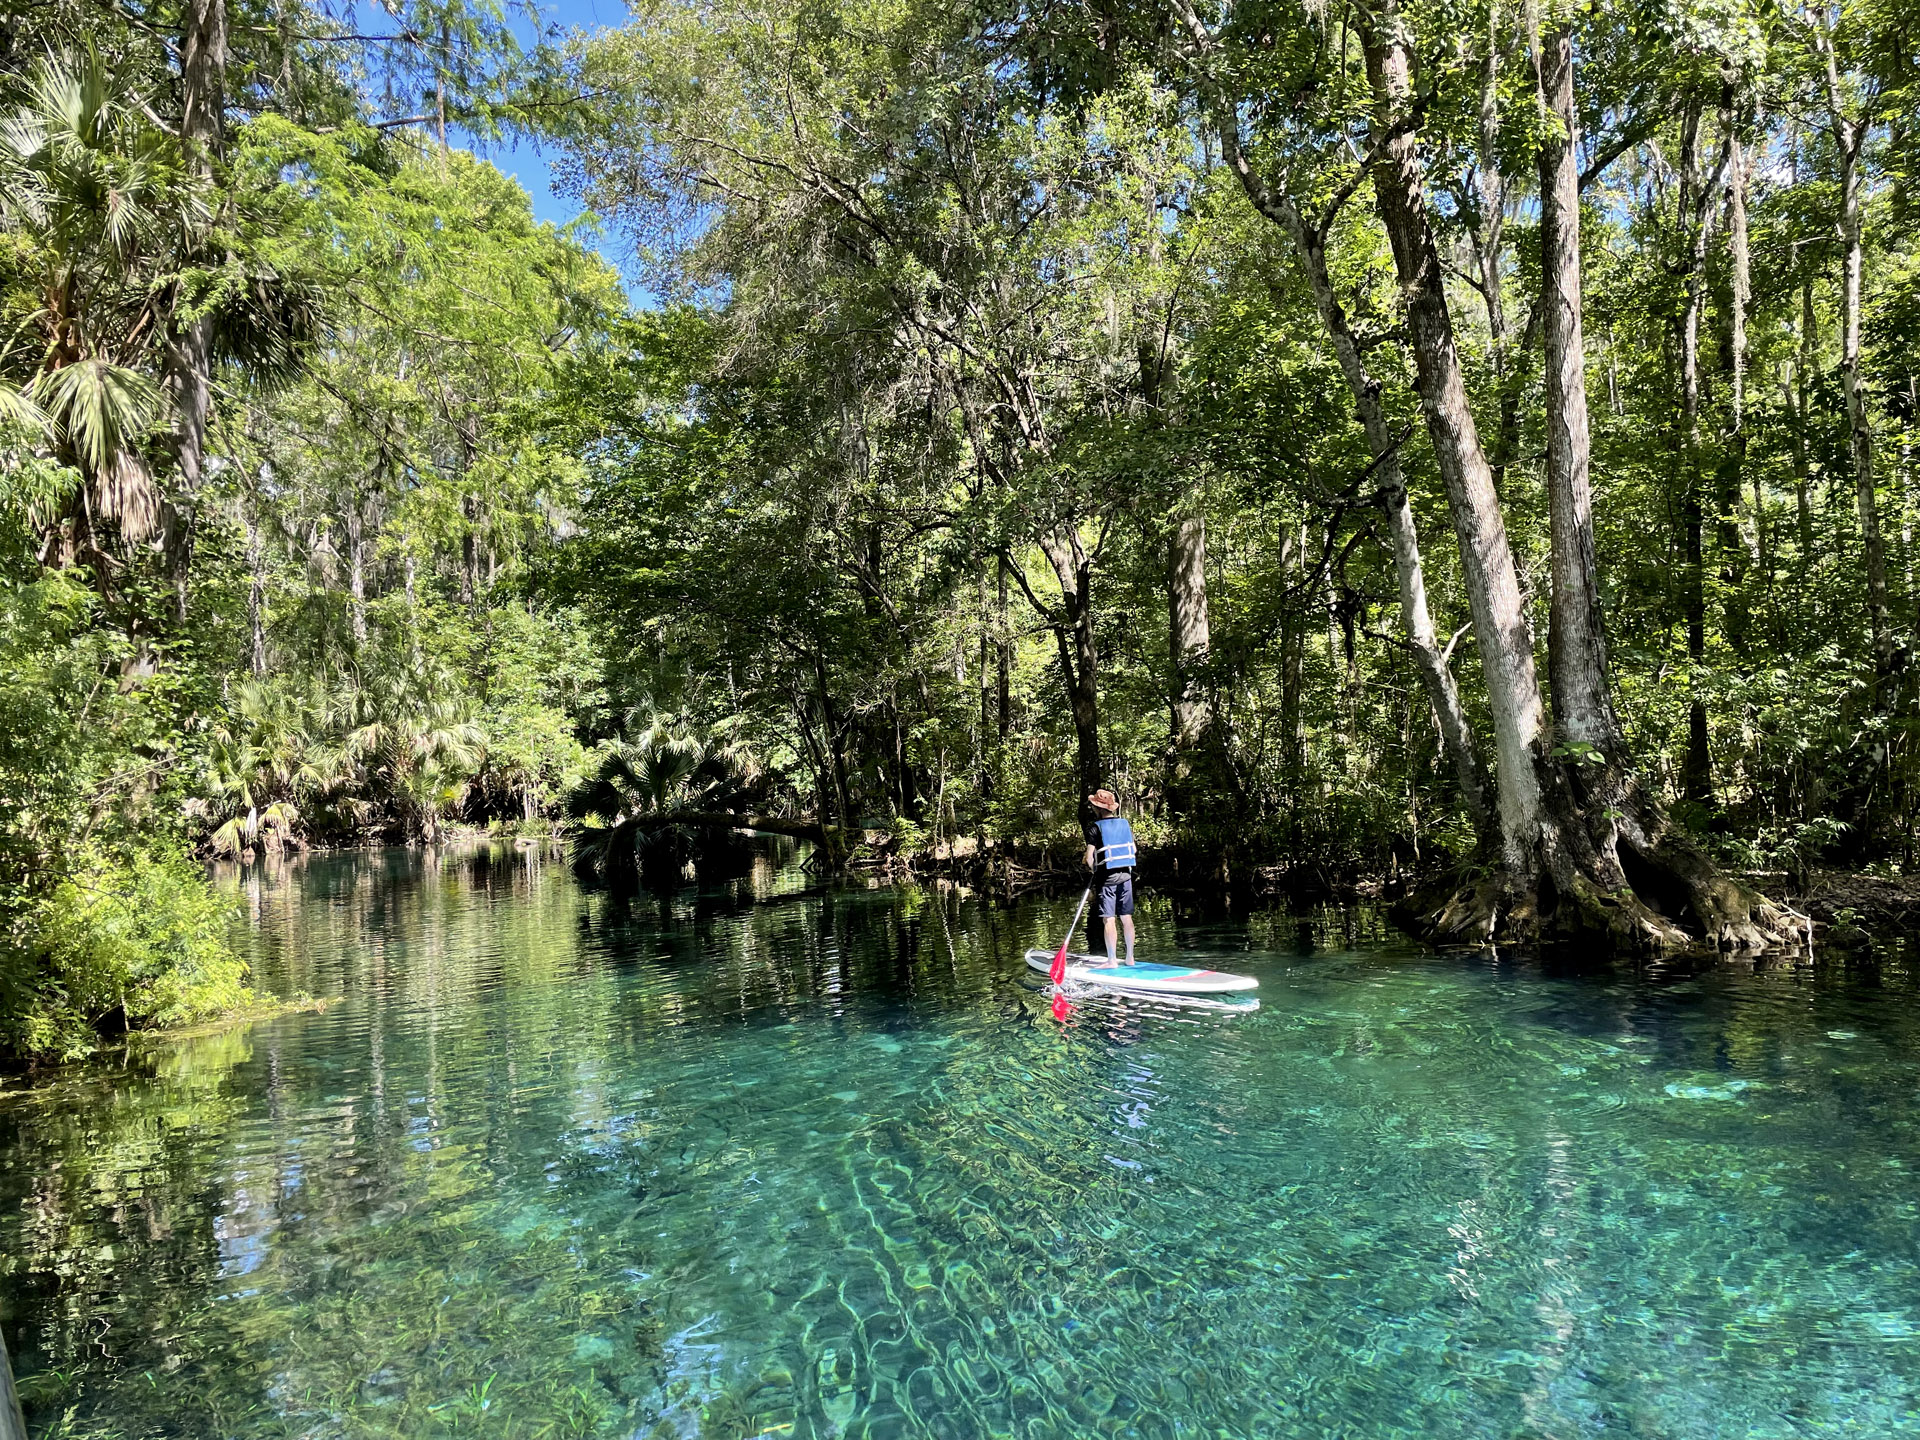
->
[[3, 844, 1919, 1438]]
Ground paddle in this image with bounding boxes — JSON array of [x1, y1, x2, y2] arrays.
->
[[1049, 884, 1093, 989]]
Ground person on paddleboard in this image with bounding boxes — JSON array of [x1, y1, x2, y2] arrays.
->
[[1083, 788, 1138, 965]]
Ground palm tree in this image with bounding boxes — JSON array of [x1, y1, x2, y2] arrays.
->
[[328, 662, 486, 843], [569, 719, 758, 885], [0, 49, 319, 581], [194, 680, 311, 857], [0, 49, 196, 560]]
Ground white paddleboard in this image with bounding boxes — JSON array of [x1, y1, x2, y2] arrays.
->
[[1024, 950, 1259, 994]]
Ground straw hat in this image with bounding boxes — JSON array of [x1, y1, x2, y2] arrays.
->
[[1086, 789, 1120, 813]]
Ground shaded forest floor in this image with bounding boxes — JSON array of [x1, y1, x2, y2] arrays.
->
[[1792, 870, 1920, 940]]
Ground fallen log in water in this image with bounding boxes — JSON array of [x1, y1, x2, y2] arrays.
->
[[654, 810, 833, 843]]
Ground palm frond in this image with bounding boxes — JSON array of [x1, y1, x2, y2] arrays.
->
[[30, 358, 164, 476]]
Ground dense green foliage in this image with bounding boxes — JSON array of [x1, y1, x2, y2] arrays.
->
[[3, 0, 1919, 1049], [551, 0, 1920, 884], [0, 0, 616, 1058]]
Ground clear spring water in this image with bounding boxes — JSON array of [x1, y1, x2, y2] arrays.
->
[[4, 845, 1920, 1439]]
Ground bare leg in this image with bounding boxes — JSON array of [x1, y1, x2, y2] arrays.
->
[[1121, 915, 1135, 963], [1102, 916, 1118, 961]]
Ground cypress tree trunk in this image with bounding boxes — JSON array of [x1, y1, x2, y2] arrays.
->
[[1360, 6, 1548, 880], [1168, 511, 1212, 749], [1360, 0, 1802, 950], [1535, 18, 1617, 751], [1168, 0, 1495, 845], [1169, 0, 1802, 949]]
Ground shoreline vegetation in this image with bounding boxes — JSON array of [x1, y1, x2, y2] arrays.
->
[[6, 0, 1920, 1060]]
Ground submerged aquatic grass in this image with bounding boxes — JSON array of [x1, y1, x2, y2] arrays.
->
[[3, 845, 1920, 1438]]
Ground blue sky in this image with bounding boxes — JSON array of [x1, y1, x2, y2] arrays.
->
[[455, 0, 634, 271], [485, 0, 625, 229]]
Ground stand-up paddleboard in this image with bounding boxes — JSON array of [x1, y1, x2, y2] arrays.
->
[[1110, 988, 1260, 1014], [1025, 950, 1258, 994]]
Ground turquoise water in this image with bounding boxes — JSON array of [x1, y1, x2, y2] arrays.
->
[[4, 846, 1920, 1438]]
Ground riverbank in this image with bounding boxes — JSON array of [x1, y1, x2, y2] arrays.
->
[[845, 833, 1917, 950], [1791, 869, 1920, 941], [227, 826, 1920, 950]]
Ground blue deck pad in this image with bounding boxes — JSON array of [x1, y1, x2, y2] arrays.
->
[[1081, 962, 1205, 979]]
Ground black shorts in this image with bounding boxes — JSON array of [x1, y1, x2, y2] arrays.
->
[[1096, 872, 1134, 918]]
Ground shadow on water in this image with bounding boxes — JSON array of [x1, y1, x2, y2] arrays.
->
[[4, 842, 1920, 1439]]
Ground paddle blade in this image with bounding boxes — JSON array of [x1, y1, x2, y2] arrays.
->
[[1051, 987, 1072, 1022], [1048, 943, 1067, 986]]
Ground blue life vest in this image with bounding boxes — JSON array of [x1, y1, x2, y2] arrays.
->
[[1093, 816, 1136, 870]]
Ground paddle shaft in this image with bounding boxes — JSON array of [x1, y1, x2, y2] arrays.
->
[[1049, 885, 1093, 986]]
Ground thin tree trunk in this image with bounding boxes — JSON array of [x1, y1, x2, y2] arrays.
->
[[813, 654, 853, 828], [977, 564, 992, 796], [996, 555, 1011, 739], [1682, 486, 1711, 807], [1475, 6, 1507, 364], [1281, 526, 1304, 792], [162, 0, 228, 618], [247, 507, 267, 677], [1039, 529, 1103, 793], [793, 688, 835, 832], [1813, 20, 1888, 674], [1836, 119, 1888, 674], [346, 504, 367, 650], [1718, 117, 1754, 654], [1675, 98, 1721, 808], [404, 551, 421, 668], [1728, 130, 1770, 589], [1794, 276, 1817, 560], [1, 1318, 27, 1440], [1362, 5, 1546, 875], [1727, 125, 1753, 486], [460, 495, 478, 611], [1472, 2, 1519, 490], [436, 22, 451, 152], [1169, 510, 1212, 748], [1535, 17, 1618, 751]]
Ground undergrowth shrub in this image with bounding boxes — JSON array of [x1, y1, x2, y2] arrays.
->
[[1, 850, 249, 1061]]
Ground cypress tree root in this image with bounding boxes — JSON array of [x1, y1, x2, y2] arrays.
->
[[1402, 855, 1805, 955], [1401, 769, 1810, 956], [1628, 831, 1808, 952]]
